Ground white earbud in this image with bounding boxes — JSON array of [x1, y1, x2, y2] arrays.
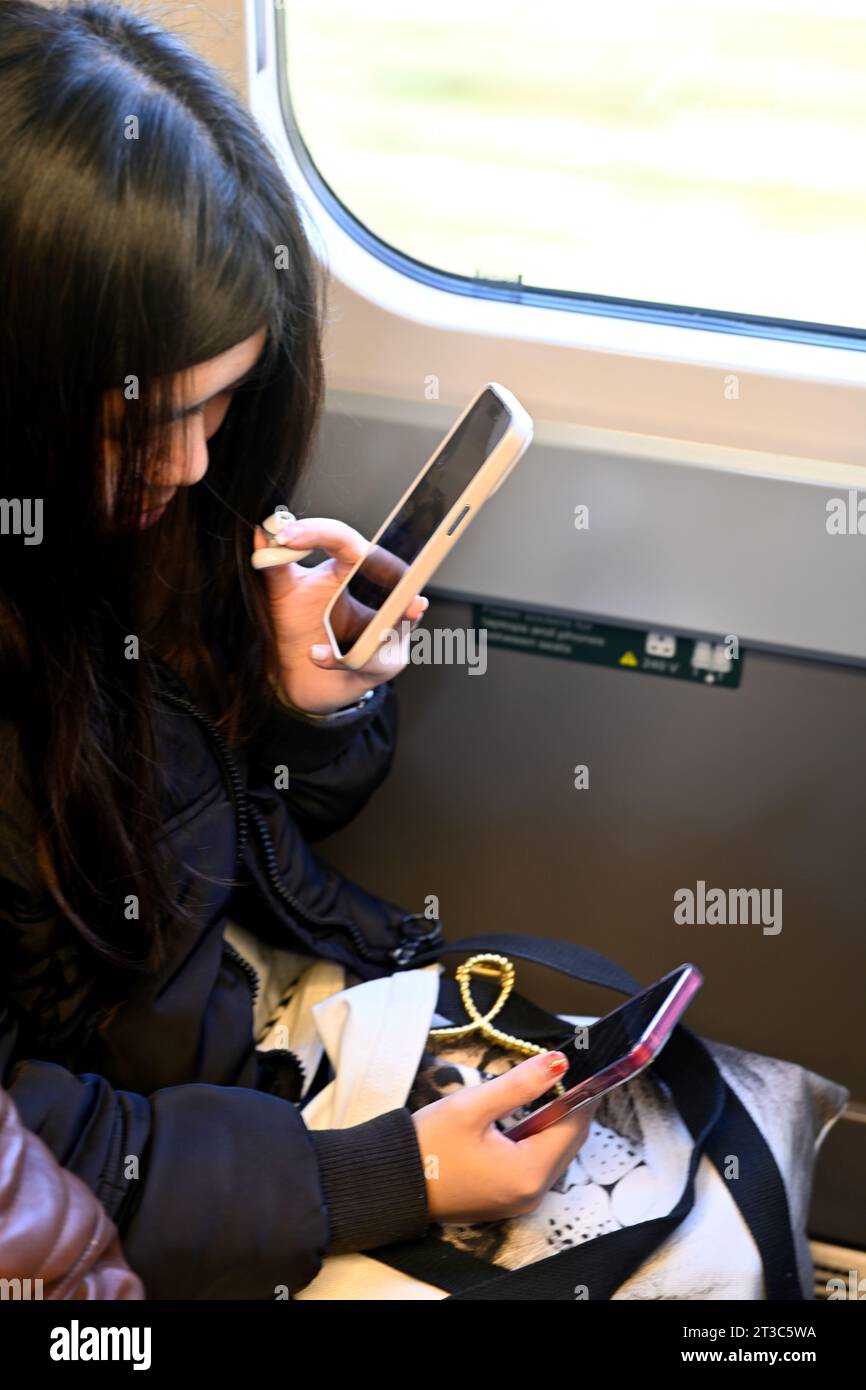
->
[[251, 509, 314, 569]]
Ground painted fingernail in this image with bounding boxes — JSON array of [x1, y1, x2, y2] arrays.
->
[[278, 524, 302, 541], [418, 597, 430, 611], [310, 644, 330, 660], [542, 1051, 568, 1076]]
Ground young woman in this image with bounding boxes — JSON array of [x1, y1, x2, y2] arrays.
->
[[0, 1, 594, 1298]]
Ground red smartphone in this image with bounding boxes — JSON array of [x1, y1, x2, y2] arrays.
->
[[504, 963, 703, 1142]]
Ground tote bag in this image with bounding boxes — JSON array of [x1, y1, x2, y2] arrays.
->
[[223, 924, 847, 1301]]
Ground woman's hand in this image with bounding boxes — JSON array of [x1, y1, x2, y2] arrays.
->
[[411, 1051, 599, 1225], [252, 517, 428, 715]]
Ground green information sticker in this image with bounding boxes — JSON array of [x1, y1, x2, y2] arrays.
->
[[473, 604, 742, 689]]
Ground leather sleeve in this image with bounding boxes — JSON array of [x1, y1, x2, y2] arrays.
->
[[0, 1083, 144, 1300]]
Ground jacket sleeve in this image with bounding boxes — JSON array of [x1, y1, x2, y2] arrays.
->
[[1, 1029, 429, 1299], [243, 680, 399, 844], [0, 719, 430, 1300]]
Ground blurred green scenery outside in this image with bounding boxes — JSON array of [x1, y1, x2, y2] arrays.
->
[[284, 0, 866, 332]]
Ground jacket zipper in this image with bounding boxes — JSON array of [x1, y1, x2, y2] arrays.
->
[[156, 676, 443, 969], [157, 684, 248, 864], [246, 792, 443, 969], [222, 939, 261, 1007], [246, 798, 384, 964]]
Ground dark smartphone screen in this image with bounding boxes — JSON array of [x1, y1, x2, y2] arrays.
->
[[332, 387, 511, 655], [521, 968, 695, 1115]]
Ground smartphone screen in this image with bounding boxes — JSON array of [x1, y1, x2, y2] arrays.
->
[[515, 967, 698, 1123], [331, 387, 512, 655]]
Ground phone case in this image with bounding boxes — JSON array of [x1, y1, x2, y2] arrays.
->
[[323, 382, 533, 670]]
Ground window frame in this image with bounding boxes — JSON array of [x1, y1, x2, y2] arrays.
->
[[248, 0, 866, 482], [274, 5, 866, 356]]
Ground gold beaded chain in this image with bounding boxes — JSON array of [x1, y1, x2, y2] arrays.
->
[[427, 952, 567, 1097]]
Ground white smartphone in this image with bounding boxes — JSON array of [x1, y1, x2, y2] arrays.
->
[[323, 383, 533, 670]]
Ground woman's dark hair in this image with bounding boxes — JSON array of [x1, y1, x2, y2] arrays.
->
[[0, 1, 325, 999]]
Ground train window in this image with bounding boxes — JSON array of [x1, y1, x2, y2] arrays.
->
[[279, 0, 866, 338]]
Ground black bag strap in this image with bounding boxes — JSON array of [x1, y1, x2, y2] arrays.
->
[[421, 931, 643, 996], [370, 933, 803, 1300]]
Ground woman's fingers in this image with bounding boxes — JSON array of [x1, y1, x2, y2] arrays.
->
[[276, 520, 414, 590], [405, 595, 429, 624], [521, 1098, 600, 1175], [275, 517, 369, 579], [471, 1052, 570, 1128], [255, 515, 423, 604], [251, 524, 297, 598], [308, 640, 348, 670], [309, 596, 426, 671], [254, 513, 430, 670], [342, 595, 430, 675], [265, 515, 428, 628]]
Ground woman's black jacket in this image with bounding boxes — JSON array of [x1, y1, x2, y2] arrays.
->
[[0, 665, 443, 1298]]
